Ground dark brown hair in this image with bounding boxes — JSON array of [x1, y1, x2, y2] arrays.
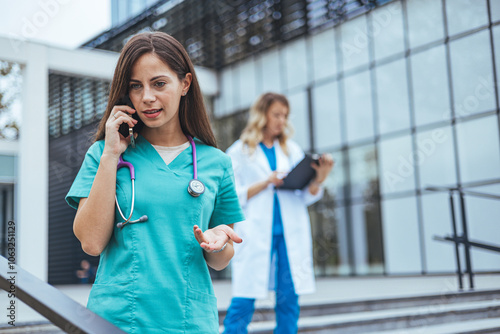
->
[[94, 32, 216, 147]]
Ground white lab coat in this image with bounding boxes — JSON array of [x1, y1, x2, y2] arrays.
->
[[226, 139, 323, 298]]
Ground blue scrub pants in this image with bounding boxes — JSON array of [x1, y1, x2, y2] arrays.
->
[[223, 235, 300, 334]]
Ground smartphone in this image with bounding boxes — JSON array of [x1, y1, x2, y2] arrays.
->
[[115, 95, 143, 138]]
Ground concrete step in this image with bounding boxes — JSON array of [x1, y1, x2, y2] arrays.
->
[[219, 299, 500, 333], [369, 318, 500, 334], [219, 289, 500, 324]]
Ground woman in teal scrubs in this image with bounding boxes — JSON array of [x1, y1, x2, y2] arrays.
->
[[66, 32, 244, 333]]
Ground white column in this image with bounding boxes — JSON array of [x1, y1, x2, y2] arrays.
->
[[18, 43, 49, 281]]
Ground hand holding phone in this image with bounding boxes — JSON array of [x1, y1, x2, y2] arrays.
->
[[114, 95, 143, 148]]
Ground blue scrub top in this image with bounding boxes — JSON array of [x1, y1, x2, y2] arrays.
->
[[259, 143, 284, 236], [66, 135, 244, 334]]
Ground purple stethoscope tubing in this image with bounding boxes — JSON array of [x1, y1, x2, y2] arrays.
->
[[115, 135, 203, 229]]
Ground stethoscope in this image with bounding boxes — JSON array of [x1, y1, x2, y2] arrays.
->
[[115, 135, 205, 229]]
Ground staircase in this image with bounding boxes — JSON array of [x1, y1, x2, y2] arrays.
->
[[218, 289, 500, 334], [2, 276, 500, 333]]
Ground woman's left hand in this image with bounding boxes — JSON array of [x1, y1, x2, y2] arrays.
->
[[311, 153, 335, 184], [193, 225, 243, 253]]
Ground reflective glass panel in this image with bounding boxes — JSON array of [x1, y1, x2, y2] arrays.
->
[[411, 45, 451, 126], [309, 203, 349, 276], [259, 47, 282, 94], [237, 58, 257, 110], [311, 28, 337, 81], [416, 127, 457, 189], [371, 1, 405, 61], [450, 30, 496, 119], [420, 193, 457, 273], [288, 90, 310, 150], [378, 134, 416, 195], [312, 81, 342, 151], [217, 67, 235, 116], [350, 201, 384, 275], [494, 26, 500, 107], [349, 144, 379, 201], [381, 196, 422, 274], [323, 150, 346, 201], [406, 0, 445, 48], [492, 0, 500, 23], [344, 70, 375, 143], [446, 0, 489, 36], [464, 185, 500, 271], [0, 156, 16, 179], [340, 15, 370, 72], [283, 38, 309, 91], [456, 115, 500, 183], [376, 59, 411, 134]]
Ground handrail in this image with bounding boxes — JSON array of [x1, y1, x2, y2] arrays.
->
[[425, 184, 500, 291], [0, 255, 126, 333]]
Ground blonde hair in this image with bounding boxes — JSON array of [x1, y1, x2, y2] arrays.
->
[[240, 92, 294, 155]]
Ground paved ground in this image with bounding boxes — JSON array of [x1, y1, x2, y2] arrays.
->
[[1, 273, 499, 327]]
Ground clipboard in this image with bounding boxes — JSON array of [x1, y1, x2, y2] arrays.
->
[[279, 154, 319, 190]]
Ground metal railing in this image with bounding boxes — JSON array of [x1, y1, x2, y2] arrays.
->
[[0, 255, 126, 334], [426, 185, 500, 291]]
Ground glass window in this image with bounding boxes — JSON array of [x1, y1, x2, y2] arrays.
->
[[420, 193, 457, 273], [216, 67, 236, 117], [464, 188, 500, 271], [340, 15, 370, 72], [450, 30, 496, 119], [416, 127, 457, 189], [0, 184, 15, 258], [494, 26, 500, 107], [378, 134, 416, 195], [371, 1, 405, 61], [406, 0, 445, 48], [259, 47, 282, 94], [0, 155, 16, 179], [381, 196, 422, 274], [411, 45, 451, 126], [349, 144, 379, 201], [446, 0, 489, 36], [492, 0, 500, 23], [323, 150, 346, 201], [283, 38, 309, 91], [311, 28, 337, 81], [237, 59, 257, 110], [344, 70, 375, 143], [309, 203, 349, 276], [456, 115, 500, 183], [350, 201, 384, 275], [376, 59, 411, 134], [130, 0, 146, 17], [288, 90, 310, 151], [312, 81, 342, 151]]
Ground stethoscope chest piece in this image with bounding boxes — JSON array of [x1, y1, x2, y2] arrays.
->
[[188, 179, 205, 197]]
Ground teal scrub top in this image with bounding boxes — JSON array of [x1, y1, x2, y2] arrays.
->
[[66, 135, 244, 334]]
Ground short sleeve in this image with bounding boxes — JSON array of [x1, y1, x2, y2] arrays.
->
[[209, 158, 245, 229], [65, 141, 105, 210]]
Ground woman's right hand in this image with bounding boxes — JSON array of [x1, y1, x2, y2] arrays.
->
[[103, 105, 138, 157], [267, 171, 284, 187], [247, 171, 283, 200]]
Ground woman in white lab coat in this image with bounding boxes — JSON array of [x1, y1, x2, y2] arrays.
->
[[224, 92, 334, 334]]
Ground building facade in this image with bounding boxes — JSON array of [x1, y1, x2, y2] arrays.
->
[[43, 0, 500, 283]]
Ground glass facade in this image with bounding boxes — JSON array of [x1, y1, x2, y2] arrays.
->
[[214, 0, 500, 276], [47, 0, 499, 281]]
